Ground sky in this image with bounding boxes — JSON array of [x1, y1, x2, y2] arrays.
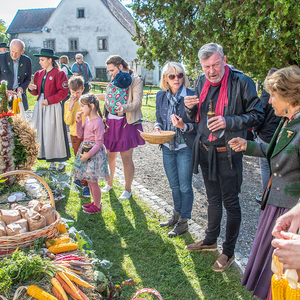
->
[[0, 0, 62, 27], [0, 0, 132, 28]]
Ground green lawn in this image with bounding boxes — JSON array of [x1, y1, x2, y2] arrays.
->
[[26, 86, 159, 122], [29, 159, 253, 300]]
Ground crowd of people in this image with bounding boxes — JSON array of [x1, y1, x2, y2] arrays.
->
[[0, 38, 300, 299]]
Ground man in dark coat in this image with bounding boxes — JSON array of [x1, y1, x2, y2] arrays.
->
[[184, 43, 264, 272], [0, 39, 32, 111]]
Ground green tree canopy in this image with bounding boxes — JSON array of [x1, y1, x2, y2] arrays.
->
[[0, 19, 9, 44], [130, 0, 300, 80]]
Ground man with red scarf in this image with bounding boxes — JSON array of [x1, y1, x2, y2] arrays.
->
[[184, 43, 264, 272]]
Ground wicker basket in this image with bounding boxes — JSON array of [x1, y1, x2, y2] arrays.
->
[[140, 130, 175, 144], [0, 170, 60, 255]]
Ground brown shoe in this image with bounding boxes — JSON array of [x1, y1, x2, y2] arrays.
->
[[185, 240, 217, 251], [212, 254, 235, 272]]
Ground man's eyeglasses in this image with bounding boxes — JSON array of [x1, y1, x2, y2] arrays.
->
[[167, 73, 184, 80], [76, 57, 81, 60]]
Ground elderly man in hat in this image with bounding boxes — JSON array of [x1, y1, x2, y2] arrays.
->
[[0, 42, 9, 53], [0, 39, 32, 111], [184, 43, 264, 272]]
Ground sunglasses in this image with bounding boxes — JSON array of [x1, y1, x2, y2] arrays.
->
[[76, 57, 81, 59], [167, 73, 184, 80]]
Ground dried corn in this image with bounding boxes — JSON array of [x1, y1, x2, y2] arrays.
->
[[48, 243, 78, 254]]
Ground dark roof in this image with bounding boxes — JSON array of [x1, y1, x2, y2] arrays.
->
[[6, 8, 56, 34], [101, 0, 136, 36]]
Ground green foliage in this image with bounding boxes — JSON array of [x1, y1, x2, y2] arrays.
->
[[130, 0, 300, 80], [13, 136, 29, 168], [0, 19, 9, 44]]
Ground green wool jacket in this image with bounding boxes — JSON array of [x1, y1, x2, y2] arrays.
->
[[245, 117, 300, 209]]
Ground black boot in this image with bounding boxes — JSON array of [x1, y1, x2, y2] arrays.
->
[[160, 211, 180, 227], [168, 217, 188, 237]]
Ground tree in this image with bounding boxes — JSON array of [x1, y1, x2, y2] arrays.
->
[[130, 0, 300, 80], [0, 19, 9, 44]]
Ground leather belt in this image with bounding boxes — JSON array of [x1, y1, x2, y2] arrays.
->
[[199, 141, 227, 152]]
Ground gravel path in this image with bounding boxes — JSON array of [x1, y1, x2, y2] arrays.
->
[[115, 121, 263, 266]]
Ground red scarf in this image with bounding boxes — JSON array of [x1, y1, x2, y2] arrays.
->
[[77, 61, 88, 80], [195, 65, 230, 141]]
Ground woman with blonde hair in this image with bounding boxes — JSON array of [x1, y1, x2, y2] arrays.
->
[[154, 61, 197, 237], [229, 65, 300, 299]]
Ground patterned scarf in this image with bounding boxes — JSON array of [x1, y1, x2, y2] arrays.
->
[[195, 65, 230, 141], [277, 110, 300, 142], [166, 85, 183, 150], [76, 61, 88, 80]]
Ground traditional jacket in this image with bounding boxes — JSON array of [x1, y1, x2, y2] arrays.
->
[[245, 117, 300, 209], [0, 52, 32, 110], [30, 68, 69, 105]]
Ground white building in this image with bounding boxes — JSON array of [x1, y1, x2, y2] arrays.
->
[[6, 0, 160, 84]]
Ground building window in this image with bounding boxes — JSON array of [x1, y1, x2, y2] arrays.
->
[[69, 39, 78, 51], [77, 8, 85, 18], [95, 68, 108, 81], [98, 38, 108, 51], [43, 39, 55, 51]]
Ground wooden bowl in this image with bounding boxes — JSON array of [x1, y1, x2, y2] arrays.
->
[[140, 130, 175, 144]]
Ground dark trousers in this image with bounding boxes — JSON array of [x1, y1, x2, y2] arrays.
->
[[199, 146, 242, 257], [83, 83, 90, 94]]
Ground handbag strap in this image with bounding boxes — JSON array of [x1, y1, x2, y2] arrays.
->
[[131, 288, 163, 300]]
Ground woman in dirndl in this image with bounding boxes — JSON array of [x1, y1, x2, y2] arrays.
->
[[100, 55, 145, 200], [28, 48, 70, 171]]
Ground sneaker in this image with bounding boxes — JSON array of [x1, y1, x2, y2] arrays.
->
[[74, 180, 84, 189], [82, 187, 90, 197], [212, 254, 235, 272], [83, 203, 102, 214], [119, 190, 132, 200], [82, 202, 94, 209], [57, 163, 66, 172], [185, 240, 217, 251], [101, 184, 112, 193], [49, 162, 56, 171]]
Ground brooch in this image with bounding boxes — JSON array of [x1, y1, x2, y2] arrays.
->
[[7, 62, 10, 66], [287, 130, 293, 138], [20, 63, 23, 67], [49, 76, 53, 80]]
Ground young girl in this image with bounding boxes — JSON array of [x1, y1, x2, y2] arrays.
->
[[73, 93, 109, 213]]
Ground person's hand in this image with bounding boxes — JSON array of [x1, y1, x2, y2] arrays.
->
[[17, 87, 23, 94], [171, 114, 185, 130], [184, 95, 199, 109], [6, 90, 16, 97], [76, 111, 82, 122], [272, 232, 300, 270], [41, 99, 48, 106], [68, 96, 77, 111], [79, 153, 91, 162], [73, 72, 79, 76], [28, 84, 37, 90], [115, 105, 124, 116], [272, 203, 300, 238], [228, 137, 247, 152], [207, 116, 226, 131], [154, 127, 161, 132]]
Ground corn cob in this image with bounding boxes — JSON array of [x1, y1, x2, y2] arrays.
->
[[48, 243, 78, 254], [271, 273, 289, 300], [286, 283, 300, 300], [27, 285, 58, 300], [46, 237, 71, 248]]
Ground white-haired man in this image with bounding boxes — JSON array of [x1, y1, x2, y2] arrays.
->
[[184, 43, 264, 272], [0, 39, 32, 110]]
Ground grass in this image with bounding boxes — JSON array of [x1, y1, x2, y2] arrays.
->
[[26, 86, 158, 122], [30, 159, 253, 300]]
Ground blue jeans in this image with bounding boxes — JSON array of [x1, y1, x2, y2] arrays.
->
[[255, 136, 271, 191], [162, 145, 194, 219]]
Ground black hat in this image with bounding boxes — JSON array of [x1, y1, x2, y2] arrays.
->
[[33, 48, 59, 59], [0, 42, 9, 48]]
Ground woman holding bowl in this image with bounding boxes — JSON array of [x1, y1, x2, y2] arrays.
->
[[228, 65, 300, 299], [29, 48, 70, 171], [154, 62, 197, 237], [100, 55, 145, 200]]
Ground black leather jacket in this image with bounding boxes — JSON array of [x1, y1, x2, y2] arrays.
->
[[185, 68, 264, 170]]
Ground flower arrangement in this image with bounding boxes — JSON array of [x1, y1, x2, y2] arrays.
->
[[0, 80, 39, 183]]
